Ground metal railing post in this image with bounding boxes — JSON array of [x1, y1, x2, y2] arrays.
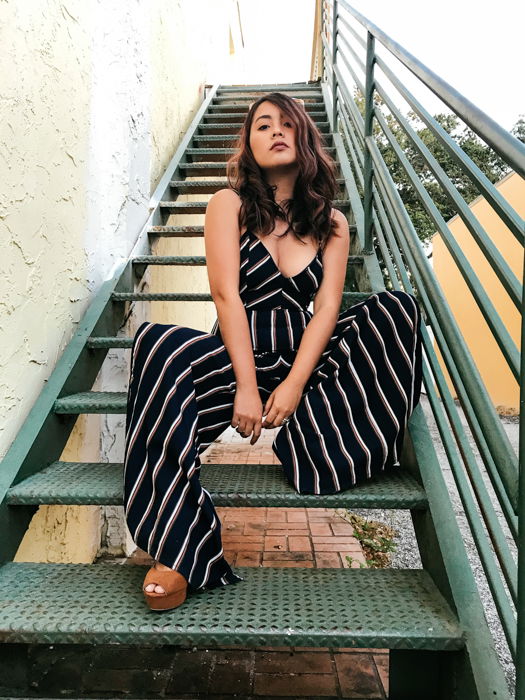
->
[[331, 0, 339, 133], [363, 31, 375, 254], [517, 254, 525, 698]]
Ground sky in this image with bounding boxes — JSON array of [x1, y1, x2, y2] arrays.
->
[[235, 0, 523, 133]]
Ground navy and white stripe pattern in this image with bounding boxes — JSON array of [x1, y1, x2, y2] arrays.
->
[[123, 228, 423, 591]]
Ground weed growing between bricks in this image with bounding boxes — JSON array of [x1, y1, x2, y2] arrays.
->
[[335, 509, 398, 568]]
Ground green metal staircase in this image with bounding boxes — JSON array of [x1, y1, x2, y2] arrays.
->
[[1, 2, 525, 697]]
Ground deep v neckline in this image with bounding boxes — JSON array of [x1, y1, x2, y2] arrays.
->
[[245, 229, 321, 280]]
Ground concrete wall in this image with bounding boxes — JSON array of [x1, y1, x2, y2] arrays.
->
[[432, 171, 524, 414], [2, 0, 241, 563]]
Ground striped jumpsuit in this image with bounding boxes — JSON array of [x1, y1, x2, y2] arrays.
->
[[124, 228, 423, 593]]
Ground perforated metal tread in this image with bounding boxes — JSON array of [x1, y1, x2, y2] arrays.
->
[[0, 563, 463, 649], [6, 461, 427, 509]]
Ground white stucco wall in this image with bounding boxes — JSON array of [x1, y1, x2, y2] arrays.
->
[[1, 0, 241, 562]]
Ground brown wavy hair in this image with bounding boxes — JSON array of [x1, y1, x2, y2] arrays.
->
[[226, 92, 340, 252]]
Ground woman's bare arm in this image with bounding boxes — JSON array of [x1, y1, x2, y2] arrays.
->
[[204, 189, 258, 393], [285, 210, 350, 390]]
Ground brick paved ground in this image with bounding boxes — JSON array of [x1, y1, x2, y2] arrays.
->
[[126, 426, 390, 699]]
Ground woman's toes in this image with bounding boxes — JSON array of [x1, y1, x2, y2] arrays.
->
[[154, 584, 165, 594], [145, 583, 156, 593]]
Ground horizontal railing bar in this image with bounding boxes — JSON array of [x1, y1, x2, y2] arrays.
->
[[374, 90, 522, 308], [371, 179, 519, 545], [336, 33, 365, 95], [336, 94, 365, 172], [372, 183, 518, 655], [332, 132, 364, 247], [334, 65, 365, 143], [337, 13, 524, 246], [367, 136, 519, 513], [341, 37, 523, 308], [338, 102, 365, 187], [371, 53, 525, 244], [337, 0, 525, 178], [374, 109, 520, 380]]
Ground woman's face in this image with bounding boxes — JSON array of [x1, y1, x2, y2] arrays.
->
[[248, 100, 297, 171]]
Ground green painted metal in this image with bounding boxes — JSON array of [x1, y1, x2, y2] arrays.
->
[[6, 461, 427, 509], [338, 0, 525, 179], [53, 391, 127, 414], [368, 136, 519, 513], [372, 187, 519, 545], [159, 195, 346, 214], [111, 290, 371, 304], [374, 108, 520, 379], [373, 202, 518, 652], [404, 407, 512, 698], [0, 263, 128, 561], [0, 563, 463, 649], [362, 31, 375, 255], [330, 0, 339, 132], [0, 46, 519, 697], [371, 48, 524, 244], [518, 249, 525, 696], [322, 2, 523, 694]]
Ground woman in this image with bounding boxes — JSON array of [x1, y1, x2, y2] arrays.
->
[[124, 92, 423, 611]]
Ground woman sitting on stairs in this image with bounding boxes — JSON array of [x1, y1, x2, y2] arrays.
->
[[123, 91, 423, 611]]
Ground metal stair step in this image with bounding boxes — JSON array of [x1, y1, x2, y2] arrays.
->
[[182, 146, 336, 157], [217, 84, 322, 93], [159, 197, 348, 214], [193, 130, 331, 142], [110, 291, 370, 303], [198, 120, 330, 131], [208, 102, 323, 112], [0, 562, 464, 649], [213, 93, 323, 102], [87, 337, 134, 349], [174, 162, 342, 176], [168, 176, 344, 193], [131, 254, 364, 267], [146, 224, 358, 237], [203, 111, 327, 121], [6, 461, 428, 509], [53, 391, 127, 414]]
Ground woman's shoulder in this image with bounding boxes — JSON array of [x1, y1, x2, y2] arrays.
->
[[208, 188, 242, 211]]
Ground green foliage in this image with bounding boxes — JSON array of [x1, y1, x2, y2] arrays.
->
[[348, 89, 520, 244]]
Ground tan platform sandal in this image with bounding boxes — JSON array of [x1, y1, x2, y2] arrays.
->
[[142, 563, 188, 611]]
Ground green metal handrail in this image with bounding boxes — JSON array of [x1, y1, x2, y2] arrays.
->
[[320, 0, 525, 696]]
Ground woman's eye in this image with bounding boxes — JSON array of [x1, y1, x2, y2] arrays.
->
[[258, 122, 293, 130]]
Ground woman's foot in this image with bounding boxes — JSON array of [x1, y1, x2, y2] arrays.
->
[[142, 561, 188, 611], [144, 561, 174, 594]]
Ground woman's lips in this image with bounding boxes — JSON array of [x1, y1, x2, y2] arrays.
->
[[271, 144, 288, 150]]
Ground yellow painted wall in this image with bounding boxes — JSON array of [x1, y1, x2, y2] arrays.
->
[[3, 0, 241, 563], [432, 172, 525, 414]]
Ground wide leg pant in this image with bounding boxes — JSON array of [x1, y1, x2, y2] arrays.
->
[[124, 290, 423, 592]]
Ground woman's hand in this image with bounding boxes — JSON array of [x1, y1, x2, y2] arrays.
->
[[262, 378, 304, 430], [231, 386, 264, 446]]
